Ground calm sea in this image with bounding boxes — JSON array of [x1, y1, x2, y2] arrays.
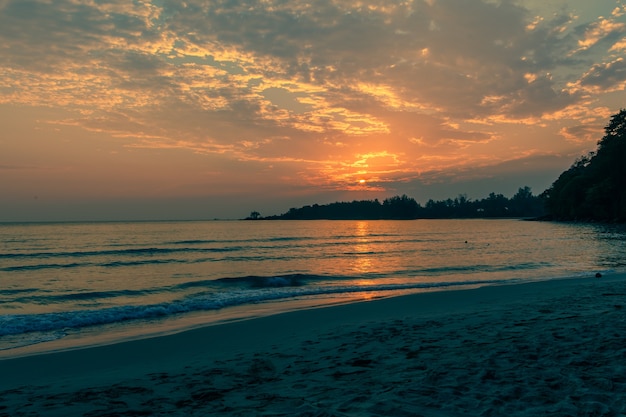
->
[[1, 219, 625, 355]]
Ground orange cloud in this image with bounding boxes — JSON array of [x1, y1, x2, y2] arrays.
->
[[1, 0, 624, 219]]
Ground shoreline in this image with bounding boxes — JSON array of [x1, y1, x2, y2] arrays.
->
[[2, 273, 625, 415], [0, 280, 508, 360]]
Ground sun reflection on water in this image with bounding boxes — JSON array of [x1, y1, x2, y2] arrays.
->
[[352, 221, 375, 274]]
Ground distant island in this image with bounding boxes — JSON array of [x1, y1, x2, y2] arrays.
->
[[247, 109, 626, 223], [246, 188, 545, 220]]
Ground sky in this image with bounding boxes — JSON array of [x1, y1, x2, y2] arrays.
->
[[1, 0, 625, 221]]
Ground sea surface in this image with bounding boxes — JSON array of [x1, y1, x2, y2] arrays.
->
[[1, 219, 625, 356]]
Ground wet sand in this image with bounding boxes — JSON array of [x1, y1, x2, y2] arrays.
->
[[1, 273, 625, 416]]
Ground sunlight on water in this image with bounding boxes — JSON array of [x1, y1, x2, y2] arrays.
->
[[1, 219, 625, 354]]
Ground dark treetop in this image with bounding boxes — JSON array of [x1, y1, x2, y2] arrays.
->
[[541, 109, 626, 222]]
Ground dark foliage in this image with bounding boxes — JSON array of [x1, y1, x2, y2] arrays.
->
[[542, 109, 626, 222], [255, 188, 545, 220]]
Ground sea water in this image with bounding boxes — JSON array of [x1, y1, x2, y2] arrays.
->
[[1, 219, 625, 355]]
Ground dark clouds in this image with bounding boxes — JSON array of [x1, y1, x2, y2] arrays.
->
[[579, 58, 626, 89], [1, 1, 623, 128]]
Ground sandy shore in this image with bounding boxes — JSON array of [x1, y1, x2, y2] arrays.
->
[[1, 274, 626, 416]]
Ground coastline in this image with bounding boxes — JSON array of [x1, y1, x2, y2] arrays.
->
[[2, 273, 625, 415]]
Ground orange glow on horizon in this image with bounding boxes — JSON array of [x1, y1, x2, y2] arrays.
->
[[1, 0, 621, 222]]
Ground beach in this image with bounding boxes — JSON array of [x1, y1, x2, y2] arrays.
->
[[1, 274, 625, 416]]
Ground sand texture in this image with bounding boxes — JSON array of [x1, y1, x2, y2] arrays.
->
[[1, 275, 626, 416]]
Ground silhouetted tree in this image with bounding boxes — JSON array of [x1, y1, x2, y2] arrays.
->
[[595, 109, 626, 219], [251, 188, 545, 220], [454, 194, 474, 217], [543, 109, 626, 222], [509, 186, 544, 217], [382, 195, 420, 219], [481, 192, 508, 217]]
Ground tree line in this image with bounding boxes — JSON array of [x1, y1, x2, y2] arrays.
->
[[541, 109, 626, 222], [251, 187, 545, 220], [247, 109, 626, 222]]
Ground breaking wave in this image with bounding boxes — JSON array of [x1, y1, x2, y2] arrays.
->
[[0, 279, 508, 337]]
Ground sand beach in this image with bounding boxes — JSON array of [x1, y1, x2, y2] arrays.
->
[[1, 273, 626, 416]]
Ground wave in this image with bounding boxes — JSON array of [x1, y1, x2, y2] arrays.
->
[[411, 261, 552, 275], [1, 260, 186, 272], [0, 274, 322, 306], [0, 235, 425, 264], [0, 246, 244, 260], [5, 289, 160, 306], [0, 244, 313, 271], [0, 274, 325, 306], [1, 262, 86, 272], [49, 289, 151, 302], [169, 236, 313, 245], [0, 288, 41, 296], [214, 273, 325, 288], [0, 279, 509, 337]]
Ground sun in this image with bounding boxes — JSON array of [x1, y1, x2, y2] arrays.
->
[[358, 179, 366, 184]]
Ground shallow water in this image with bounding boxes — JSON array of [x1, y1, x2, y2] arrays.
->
[[1, 219, 625, 354]]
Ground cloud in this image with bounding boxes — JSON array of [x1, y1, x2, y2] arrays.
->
[[1, 0, 624, 203], [573, 16, 626, 53], [577, 58, 626, 92], [559, 123, 605, 144]]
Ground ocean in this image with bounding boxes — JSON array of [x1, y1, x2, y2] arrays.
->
[[1, 219, 625, 356]]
